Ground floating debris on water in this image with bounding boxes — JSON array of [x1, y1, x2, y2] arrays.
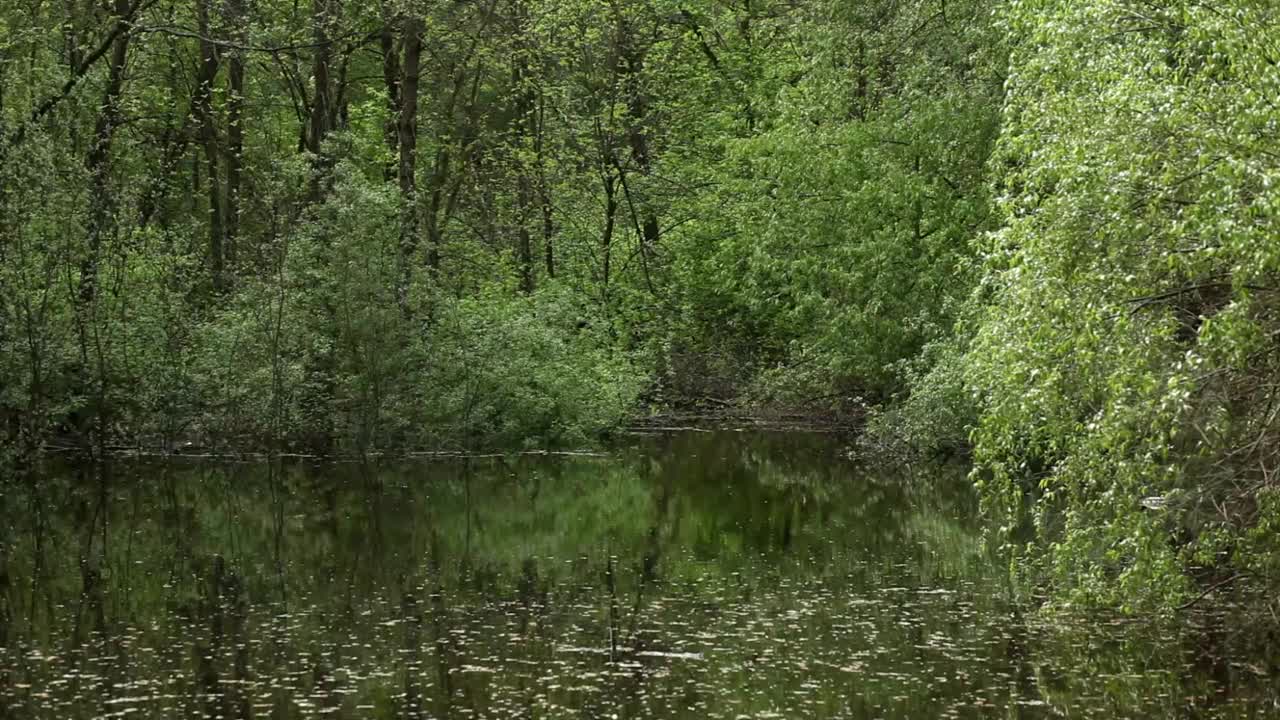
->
[[0, 432, 1275, 719]]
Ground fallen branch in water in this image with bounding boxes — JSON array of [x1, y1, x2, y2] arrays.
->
[[1177, 573, 1247, 611]]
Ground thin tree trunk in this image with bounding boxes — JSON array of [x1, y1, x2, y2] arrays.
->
[[308, 0, 333, 155], [601, 172, 617, 290], [537, 91, 554, 279], [334, 49, 351, 131], [616, 21, 659, 250], [424, 148, 448, 272], [306, 0, 336, 201], [512, 4, 535, 294], [516, 188, 534, 293], [224, 0, 247, 267], [194, 0, 225, 292], [379, 7, 402, 180], [75, 0, 134, 456], [397, 17, 422, 309], [78, 0, 133, 309]]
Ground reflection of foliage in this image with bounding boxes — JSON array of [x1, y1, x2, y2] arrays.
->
[[1026, 615, 1275, 717], [1, 433, 1276, 718]]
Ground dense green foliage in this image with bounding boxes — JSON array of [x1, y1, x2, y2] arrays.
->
[[962, 0, 1280, 610], [3, 0, 1279, 610], [662, 0, 1002, 405], [0, 0, 1001, 456]]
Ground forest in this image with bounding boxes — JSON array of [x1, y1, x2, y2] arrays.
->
[[1, 0, 1278, 616]]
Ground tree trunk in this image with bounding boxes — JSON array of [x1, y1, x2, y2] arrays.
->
[[306, 0, 336, 201], [396, 17, 422, 304], [379, 7, 402, 180], [224, 0, 247, 267], [78, 0, 134, 309], [75, 0, 134, 455], [601, 172, 617, 291], [615, 20, 660, 251], [194, 0, 225, 292], [397, 17, 422, 308], [512, 3, 535, 294], [424, 148, 449, 272], [537, 90, 555, 279]]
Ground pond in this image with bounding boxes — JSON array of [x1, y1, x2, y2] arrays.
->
[[0, 431, 1277, 718]]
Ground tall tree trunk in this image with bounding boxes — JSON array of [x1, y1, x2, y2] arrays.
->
[[62, 0, 84, 74], [194, 0, 224, 292], [79, 0, 133, 309], [537, 90, 555, 279], [379, 7, 402, 180], [424, 148, 448, 272], [306, 0, 336, 201], [512, 2, 535, 294], [224, 0, 247, 267], [76, 0, 134, 455], [299, 0, 341, 451], [334, 52, 351, 131], [601, 172, 617, 291], [397, 17, 422, 308], [615, 20, 660, 250], [516, 187, 534, 293]]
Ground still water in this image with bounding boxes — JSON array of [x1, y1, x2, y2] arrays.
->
[[1, 431, 1277, 719]]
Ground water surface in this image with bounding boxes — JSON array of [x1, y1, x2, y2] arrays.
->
[[1, 431, 1277, 718]]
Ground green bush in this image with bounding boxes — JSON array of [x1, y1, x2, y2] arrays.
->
[[420, 289, 647, 448], [948, 0, 1280, 610]]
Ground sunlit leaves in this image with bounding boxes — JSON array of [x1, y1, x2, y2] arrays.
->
[[958, 0, 1280, 610]]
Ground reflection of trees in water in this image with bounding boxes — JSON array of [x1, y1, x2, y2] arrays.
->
[[0, 441, 979, 718], [400, 580, 425, 719], [1, 484, 9, 650], [72, 462, 108, 645], [194, 554, 253, 719], [1025, 615, 1271, 716], [0, 482, 9, 707], [0, 437, 1276, 718]]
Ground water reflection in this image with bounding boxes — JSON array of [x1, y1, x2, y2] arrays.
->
[[0, 431, 1276, 718]]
